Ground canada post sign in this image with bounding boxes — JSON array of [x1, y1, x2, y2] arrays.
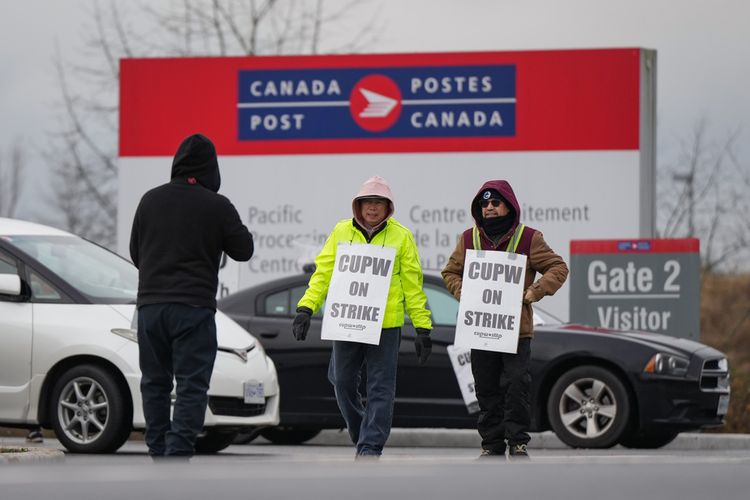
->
[[569, 239, 700, 340], [237, 65, 516, 140]]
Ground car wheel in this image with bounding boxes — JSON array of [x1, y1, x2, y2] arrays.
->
[[260, 426, 321, 445], [194, 429, 239, 454], [51, 364, 131, 453], [618, 429, 679, 449], [547, 365, 631, 448], [233, 429, 262, 445]]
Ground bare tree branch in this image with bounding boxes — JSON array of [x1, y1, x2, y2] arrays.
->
[[55, 53, 117, 177], [92, 0, 119, 78], [210, 0, 227, 55], [45, 0, 381, 247], [110, 1, 134, 60], [310, 0, 323, 54], [658, 117, 750, 271], [269, 0, 296, 53], [213, 1, 251, 54], [0, 143, 25, 218]]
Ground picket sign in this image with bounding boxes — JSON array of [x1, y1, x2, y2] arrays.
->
[[321, 243, 396, 345], [446, 345, 479, 414], [454, 249, 527, 353]]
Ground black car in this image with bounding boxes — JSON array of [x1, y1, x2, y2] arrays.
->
[[219, 273, 729, 449]]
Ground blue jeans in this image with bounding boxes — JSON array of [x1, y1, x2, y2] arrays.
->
[[137, 303, 217, 457], [327, 328, 401, 456]]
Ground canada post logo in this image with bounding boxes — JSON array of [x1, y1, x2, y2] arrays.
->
[[617, 241, 653, 252], [237, 65, 516, 140], [350, 75, 403, 132]]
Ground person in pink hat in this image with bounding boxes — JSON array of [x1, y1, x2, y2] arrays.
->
[[292, 176, 433, 458]]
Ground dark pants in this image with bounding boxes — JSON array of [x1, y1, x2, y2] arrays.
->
[[137, 303, 217, 457], [327, 328, 401, 456], [471, 338, 532, 452]]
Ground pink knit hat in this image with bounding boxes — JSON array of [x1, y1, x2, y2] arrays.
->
[[352, 176, 394, 226]]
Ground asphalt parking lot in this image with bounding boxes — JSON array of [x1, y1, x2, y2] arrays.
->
[[2, 431, 750, 500], [4, 428, 750, 463]]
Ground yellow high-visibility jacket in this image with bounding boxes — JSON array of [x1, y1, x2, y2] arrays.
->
[[297, 218, 432, 331]]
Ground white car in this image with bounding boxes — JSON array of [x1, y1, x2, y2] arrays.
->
[[0, 217, 279, 453]]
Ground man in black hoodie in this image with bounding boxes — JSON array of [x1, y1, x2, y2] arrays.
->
[[130, 133, 253, 459]]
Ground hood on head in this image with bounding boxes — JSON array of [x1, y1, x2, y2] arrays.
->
[[471, 180, 520, 227], [352, 175, 395, 227], [170, 134, 221, 192]]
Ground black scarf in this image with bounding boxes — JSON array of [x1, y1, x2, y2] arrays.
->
[[482, 215, 514, 238]]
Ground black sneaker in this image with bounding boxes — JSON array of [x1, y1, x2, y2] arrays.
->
[[26, 430, 44, 444], [478, 448, 506, 459], [508, 443, 530, 460]]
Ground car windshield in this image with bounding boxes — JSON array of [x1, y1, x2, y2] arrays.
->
[[6, 235, 137, 303]]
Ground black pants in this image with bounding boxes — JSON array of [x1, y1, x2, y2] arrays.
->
[[471, 338, 532, 452], [137, 303, 217, 457]]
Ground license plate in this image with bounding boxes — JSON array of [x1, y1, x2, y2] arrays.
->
[[243, 381, 265, 404], [717, 394, 730, 416]]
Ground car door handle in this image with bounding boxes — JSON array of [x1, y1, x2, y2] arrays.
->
[[259, 330, 279, 339]]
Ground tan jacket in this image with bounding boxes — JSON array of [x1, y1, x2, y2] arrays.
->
[[442, 231, 568, 338]]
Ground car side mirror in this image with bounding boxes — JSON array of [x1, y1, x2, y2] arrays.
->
[[0, 273, 22, 296]]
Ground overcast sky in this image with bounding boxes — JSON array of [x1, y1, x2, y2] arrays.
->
[[1, 0, 749, 219]]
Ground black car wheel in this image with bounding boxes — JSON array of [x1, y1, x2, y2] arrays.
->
[[618, 429, 678, 449], [51, 364, 132, 453], [260, 426, 321, 445], [547, 365, 631, 448], [233, 429, 262, 445], [194, 429, 239, 454]]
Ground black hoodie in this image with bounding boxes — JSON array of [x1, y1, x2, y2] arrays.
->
[[129, 134, 253, 309], [470, 179, 523, 250]]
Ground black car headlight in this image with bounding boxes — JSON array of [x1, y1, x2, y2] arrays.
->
[[644, 353, 689, 377]]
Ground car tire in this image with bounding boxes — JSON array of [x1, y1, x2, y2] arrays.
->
[[259, 426, 321, 445], [618, 429, 679, 449], [51, 364, 132, 453], [233, 429, 262, 445], [547, 365, 631, 448], [194, 429, 239, 454]]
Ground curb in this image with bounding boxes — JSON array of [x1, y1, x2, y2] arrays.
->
[[0, 447, 65, 465], [309, 429, 750, 450], [666, 433, 750, 450]]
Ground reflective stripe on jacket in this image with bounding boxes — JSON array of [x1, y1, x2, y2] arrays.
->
[[297, 218, 432, 330]]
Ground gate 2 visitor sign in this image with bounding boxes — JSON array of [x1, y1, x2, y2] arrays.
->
[[569, 239, 700, 340]]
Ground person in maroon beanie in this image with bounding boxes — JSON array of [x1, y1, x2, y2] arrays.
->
[[442, 180, 568, 460]]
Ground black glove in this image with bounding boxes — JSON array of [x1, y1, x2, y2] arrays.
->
[[414, 328, 432, 365], [292, 306, 313, 341]]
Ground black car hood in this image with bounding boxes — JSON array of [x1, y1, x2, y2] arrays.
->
[[550, 324, 709, 355]]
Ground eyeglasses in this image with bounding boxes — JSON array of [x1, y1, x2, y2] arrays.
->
[[481, 199, 503, 208]]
